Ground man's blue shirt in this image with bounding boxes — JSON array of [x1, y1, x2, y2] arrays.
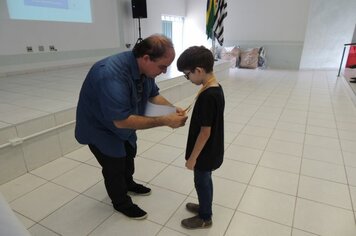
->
[[75, 51, 159, 157]]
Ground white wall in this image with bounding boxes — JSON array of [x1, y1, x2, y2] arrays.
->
[[0, 0, 188, 72], [184, 0, 309, 46], [225, 0, 310, 42], [183, 0, 210, 49], [183, 0, 310, 69], [0, 0, 121, 55], [114, 0, 187, 58], [300, 0, 356, 69], [2, 0, 354, 71], [139, 0, 186, 39], [225, 0, 310, 69], [0, 0, 313, 70], [189, 0, 355, 70]]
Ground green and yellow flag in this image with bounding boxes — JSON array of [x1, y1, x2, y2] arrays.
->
[[206, 0, 217, 40]]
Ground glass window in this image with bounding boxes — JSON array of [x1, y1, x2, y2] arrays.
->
[[161, 15, 184, 56]]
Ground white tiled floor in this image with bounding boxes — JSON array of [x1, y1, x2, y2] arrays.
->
[[1, 68, 356, 235]]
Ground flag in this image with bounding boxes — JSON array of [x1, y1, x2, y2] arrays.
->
[[213, 0, 227, 46], [206, 0, 216, 40], [206, 0, 227, 46]]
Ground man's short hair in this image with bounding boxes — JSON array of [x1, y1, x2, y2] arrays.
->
[[132, 34, 174, 61]]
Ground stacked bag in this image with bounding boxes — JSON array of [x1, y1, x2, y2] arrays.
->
[[216, 46, 266, 69]]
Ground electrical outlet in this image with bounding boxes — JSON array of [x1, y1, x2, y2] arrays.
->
[[26, 46, 33, 52], [49, 45, 57, 51], [38, 45, 44, 52]]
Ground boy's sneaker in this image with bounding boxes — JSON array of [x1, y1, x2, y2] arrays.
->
[[128, 184, 151, 196], [186, 202, 199, 214], [181, 215, 212, 229], [117, 204, 147, 220]]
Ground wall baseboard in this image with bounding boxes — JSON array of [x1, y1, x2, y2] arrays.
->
[[0, 48, 124, 77]]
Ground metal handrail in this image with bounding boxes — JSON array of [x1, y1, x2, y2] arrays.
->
[[0, 120, 76, 150], [337, 42, 356, 77]]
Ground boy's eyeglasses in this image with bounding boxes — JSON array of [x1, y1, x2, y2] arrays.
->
[[184, 71, 191, 80]]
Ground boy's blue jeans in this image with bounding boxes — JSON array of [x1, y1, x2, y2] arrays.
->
[[194, 169, 213, 220]]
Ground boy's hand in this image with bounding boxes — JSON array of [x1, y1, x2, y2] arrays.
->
[[185, 158, 196, 170]]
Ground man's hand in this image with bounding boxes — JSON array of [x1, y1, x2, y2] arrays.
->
[[165, 112, 188, 128], [113, 108, 187, 130], [175, 106, 185, 115]]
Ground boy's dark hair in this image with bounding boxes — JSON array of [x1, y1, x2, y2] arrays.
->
[[132, 34, 174, 61], [177, 46, 214, 73]]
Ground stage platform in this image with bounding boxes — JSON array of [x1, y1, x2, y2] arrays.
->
[[0, 60, 231, 184]]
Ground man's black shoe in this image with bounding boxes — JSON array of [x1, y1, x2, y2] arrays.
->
[[128, 184, 151, 196], [117, 204, 147, 220]]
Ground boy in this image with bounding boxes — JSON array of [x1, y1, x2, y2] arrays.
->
[[177, 46, 225, 229]]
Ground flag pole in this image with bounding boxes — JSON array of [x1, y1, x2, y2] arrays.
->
[[212, 35, 218, 61]]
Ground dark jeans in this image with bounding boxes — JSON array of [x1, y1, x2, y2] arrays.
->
[[88, 142, 137, 210], [194, 169, 213, 220]]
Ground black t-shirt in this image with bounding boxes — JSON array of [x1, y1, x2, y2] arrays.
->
[[185, 85, 225, 171]]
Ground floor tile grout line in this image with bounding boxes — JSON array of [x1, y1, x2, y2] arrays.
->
[[222, 70, 293, 236], [2, 68, 356, 235], [276, 70, 313, 236]]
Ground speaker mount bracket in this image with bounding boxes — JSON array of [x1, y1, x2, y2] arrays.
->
[[135, 17, 143, 45]]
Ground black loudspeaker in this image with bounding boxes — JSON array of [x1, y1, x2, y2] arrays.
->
[[131, 0, 147, 19]]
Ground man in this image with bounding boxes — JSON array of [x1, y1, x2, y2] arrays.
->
[[75, 34, 188, 220]]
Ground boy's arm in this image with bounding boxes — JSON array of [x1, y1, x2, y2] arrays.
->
[[186, 126, 211, 170]]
